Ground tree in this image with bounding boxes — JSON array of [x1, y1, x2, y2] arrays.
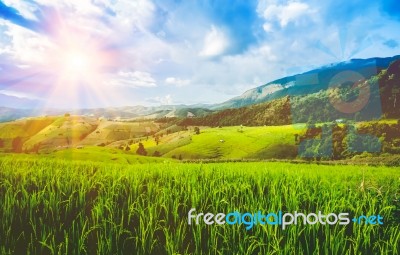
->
[[294, 134, 299, 143], [12, 137, 23, 153], [153, 151, 161, 157], [194, 127, 200, 135], [136, 143, 147, 156]]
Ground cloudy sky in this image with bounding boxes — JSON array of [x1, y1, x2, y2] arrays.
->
[[0, 0, 399, 108]]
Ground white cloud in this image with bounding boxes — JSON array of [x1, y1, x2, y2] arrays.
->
[[1, 0, 399, 108], [1, 21, 53, 64], [199, 25, 229, 57], [148, 94, 173, 105], [165, 77, 191, 87], [186, 43, 282, 98], [162, 94, 173, 105], [263, 23, 273, 32], [109, 71, 157, 88], [0, 1, 163, 80], [38, 0, 102, 15], [256, 45, 277, 60], [0, 89, 42, 100], [262, 1, 315, 27]]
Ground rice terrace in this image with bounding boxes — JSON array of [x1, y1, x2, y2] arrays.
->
[[1, 60, 400, 253], [1, 0, 400, 254], [1, 60, 400, 254]]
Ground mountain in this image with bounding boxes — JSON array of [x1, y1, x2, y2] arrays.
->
[[73, 105, 214, 119], [181, 59, 400, 126], [213, 55, 400, 109], [0, 93, 41, 109], [1, 55, 399, 122], [0, 104, 215, 122], [179, 97, 291, 127], [0, 107, 36, 122]]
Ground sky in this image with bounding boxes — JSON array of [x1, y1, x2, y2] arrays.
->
[[0, 0, 399, 109]]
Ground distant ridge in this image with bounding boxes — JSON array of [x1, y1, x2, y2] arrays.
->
[[1, 55, 400, 122], [212, 55, 400, 110]]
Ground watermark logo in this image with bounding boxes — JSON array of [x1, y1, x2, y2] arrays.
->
[[188, 208, 384, 230]]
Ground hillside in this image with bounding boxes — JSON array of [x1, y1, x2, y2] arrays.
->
[[0, 114, 301, 160], [0, 105, 215, 123], [0, 114, 400, 163], [142, 125, 302, 160], [179, 97, 291, 127], [213, 55, 400, 109], [1, 56, 399, 123], [181, 59, 400, 127], [0, 60, 399, 162], [0, 107, 37, 122]]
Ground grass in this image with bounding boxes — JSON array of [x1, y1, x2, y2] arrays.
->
[[0, 117, 57, 139], [82, 121, 160, 146], [144, 125, 305, 159], [0, 156, 399, 254], [49, 147, 171, 164], [23, 116, 98, 151], [0, 115, 307, 159], [0, 146, 172, 164], [1, 115, 398, 161]]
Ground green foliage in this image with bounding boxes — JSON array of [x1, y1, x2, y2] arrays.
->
[[180, 60, 400, 127], [180, 97, 291, 127], [298, 120, 400, 160], [136, 143, 147, 156], [157, 125, 302, 160], [0, 158, 399, 254]]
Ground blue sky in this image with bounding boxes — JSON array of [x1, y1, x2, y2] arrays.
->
[[0, 0, 399, 108]]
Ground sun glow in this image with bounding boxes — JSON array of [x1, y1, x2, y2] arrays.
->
[[63, 50, 92, 75], [53, 39, 108, 83], [37, 24, 121, 108]]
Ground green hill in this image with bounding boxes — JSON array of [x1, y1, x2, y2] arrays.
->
[[140, 125, 304, 160], [0, 59, 399, 162], [179, 59, 400, 127]]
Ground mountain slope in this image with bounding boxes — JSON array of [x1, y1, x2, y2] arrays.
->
[[0, 107, 36, 122], [214, 55, 400, 109], [0, 105, 215, 122], [181, 59, 400, 126], [179, 97, 291, 127], [0, 93, 41, 109]]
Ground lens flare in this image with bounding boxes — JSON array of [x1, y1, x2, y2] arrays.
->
[[37, 24, 122, 108], [64, 50, 91, 75]]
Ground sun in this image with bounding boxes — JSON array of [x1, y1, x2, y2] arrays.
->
[[39, 25, 121, 108], [63, 50, 91, 75], [45, 27, 117, 84], [55, 45, 99, 83]]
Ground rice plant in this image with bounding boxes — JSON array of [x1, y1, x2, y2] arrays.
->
[[0, 157, 399, 254]]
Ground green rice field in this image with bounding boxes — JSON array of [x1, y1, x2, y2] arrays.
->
[[0, 156, 399, 254]]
